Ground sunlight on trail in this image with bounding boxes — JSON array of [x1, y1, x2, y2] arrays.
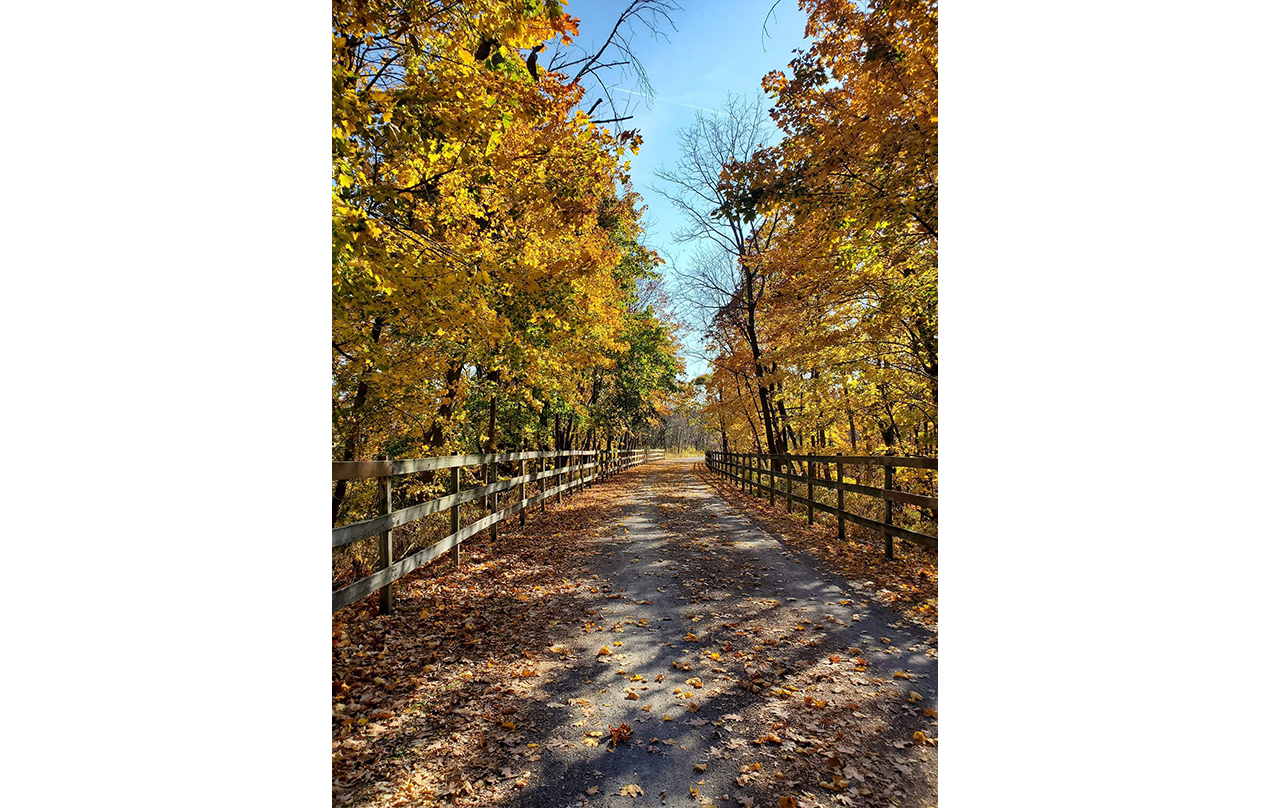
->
[[334, 462, 937, 808]]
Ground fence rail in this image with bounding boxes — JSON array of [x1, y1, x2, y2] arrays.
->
[[332, 448, 665, 612], [704, 450, 937, 558]]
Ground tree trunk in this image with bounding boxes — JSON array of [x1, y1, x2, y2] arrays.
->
[[483, 370, 501, 453], [332, 316, 383, 524]]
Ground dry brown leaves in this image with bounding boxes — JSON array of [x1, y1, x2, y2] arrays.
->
[[331, 476, 628, 806], [692, 463, 938, 628], [608, 722, 633, 747]]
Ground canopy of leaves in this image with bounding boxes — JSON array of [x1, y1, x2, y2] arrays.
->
[[332, 0, 685, 487], [698, 0, 937, 459]]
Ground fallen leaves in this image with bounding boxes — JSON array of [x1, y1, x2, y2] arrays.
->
[[695, 465, 938, 628], [620, 783, 644, 798], [333, 463, 937, 808], [609, 722, 633, 747]]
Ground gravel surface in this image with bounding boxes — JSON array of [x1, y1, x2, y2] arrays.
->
[[513, 459, 938, 807]]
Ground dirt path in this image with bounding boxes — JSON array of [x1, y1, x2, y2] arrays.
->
[[334, 459, 937, 808]]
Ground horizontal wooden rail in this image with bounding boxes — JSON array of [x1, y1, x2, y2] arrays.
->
[[722, 452, 937, 470], [704, 450, 936, 558], [332, 448, 665, 611], [332, 463, 591, 547], [334, 448, 652, 481]]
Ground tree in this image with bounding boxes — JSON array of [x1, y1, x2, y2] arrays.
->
[[655, 92, 793, 454], [332, 0, 685, 523], [696, 0, 938, 458]]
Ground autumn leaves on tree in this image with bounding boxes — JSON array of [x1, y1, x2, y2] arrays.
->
[[681, 0, 938, 459], [332, 0, 938, 491], [332, 0, 684, 520]]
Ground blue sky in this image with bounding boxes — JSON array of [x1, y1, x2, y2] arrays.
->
[[561, 0, 812, 380]]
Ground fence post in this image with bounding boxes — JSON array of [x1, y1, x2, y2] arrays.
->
[[766, 455, 774, 506], [519, 458, 527, 526], [557, 452, 564, 505], [836, 455, 845, 541], [785, 457, 793, 513], [807, 459, 815, 525], [488, 461, 498, 542], [449, 466, 461, 569], [482, 461, 489, 509], [377, 462, 393, 614], [884, 462, 894, 560], [541, 455, 548, 513]]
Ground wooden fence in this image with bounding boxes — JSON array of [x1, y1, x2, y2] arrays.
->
[[704, 450, 937, 558], [332, 448, 665, 612]]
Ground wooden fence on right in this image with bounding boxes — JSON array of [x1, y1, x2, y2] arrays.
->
[[704, 450, 937, 558]]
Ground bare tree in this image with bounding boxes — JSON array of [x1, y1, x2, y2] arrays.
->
[[653, 92, 790, 454], [547, 0, 680, 125]]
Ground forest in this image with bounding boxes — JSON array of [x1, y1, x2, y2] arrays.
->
[[333, 0, 687, 528], [677, 1, 937, 460], [333, 0, 935, 484]]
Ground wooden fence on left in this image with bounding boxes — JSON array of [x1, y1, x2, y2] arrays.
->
[[332, 448, 665, 612]]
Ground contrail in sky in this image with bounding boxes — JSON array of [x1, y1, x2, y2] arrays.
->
[[610, 87, 720, 115]]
